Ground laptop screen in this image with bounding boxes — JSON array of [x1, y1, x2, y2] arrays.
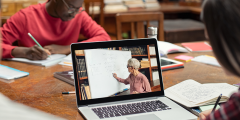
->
[[71, 39, 164, 106]]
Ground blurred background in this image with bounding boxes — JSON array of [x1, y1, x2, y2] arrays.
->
[[1, 0, 205, 43]]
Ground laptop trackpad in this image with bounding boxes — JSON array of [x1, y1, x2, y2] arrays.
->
[[127, 114, 161, 120]]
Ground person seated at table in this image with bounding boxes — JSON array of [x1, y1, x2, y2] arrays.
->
[[199, 0, 240, 119], [113, 58, 151, 94], [1, 0, 110, 60]]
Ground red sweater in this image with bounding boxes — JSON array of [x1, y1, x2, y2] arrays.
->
[[1, 2, 110, 58]]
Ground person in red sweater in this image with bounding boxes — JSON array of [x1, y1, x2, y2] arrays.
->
[[1, 0, 110, 60]]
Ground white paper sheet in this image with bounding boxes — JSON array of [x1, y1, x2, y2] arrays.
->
[[0, 93, 65, 120]]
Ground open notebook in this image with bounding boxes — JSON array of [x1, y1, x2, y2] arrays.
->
[[9, 54, 66, 67], [165, 79, 238, 107]]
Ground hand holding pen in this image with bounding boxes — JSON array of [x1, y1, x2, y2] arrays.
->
[[12, 33, 51, 60], [11, 44, 51, 60], [112, 73, 118, 79], [199, 94, 222, 120], [11, 33, 51, 60]]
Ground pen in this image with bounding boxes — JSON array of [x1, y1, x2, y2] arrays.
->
[[62, 91, 76, 94], [28, 33, 44, 49], [211, 94, 222, 113], [28, 33, 50, 57]]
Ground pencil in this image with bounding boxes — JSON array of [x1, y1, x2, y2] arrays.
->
[[28, 33, 44, 49], [28, 33, 51, 56]]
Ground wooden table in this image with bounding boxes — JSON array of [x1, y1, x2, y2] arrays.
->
[[1, 45, 239, 120]]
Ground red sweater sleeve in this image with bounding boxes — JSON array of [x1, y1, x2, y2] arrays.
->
[[79, 12, 111, 42], [1, 11, 26, 58]]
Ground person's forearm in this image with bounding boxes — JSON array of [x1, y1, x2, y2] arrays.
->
[[116, 77, 130, 85], [11, 47, 28, 58], [43, 44, 70, 55], [116, 77, 124, 83], [63, 45, 71, 55]]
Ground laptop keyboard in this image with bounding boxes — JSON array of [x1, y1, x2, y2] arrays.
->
[[91, 100, 171, 119]]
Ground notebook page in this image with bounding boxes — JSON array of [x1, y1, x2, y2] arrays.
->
[[202, 83, 239, 97], [165, 90, 196, 107], [0, 64, 29, 80], [167, 79, 220, 104], [10, 54, 66, 65], [59, 54, 72, 66]]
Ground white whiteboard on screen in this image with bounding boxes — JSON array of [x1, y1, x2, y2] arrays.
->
[[84, 49, 131, 99]]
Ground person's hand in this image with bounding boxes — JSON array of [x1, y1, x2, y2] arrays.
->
[[44, 44, 70, 55], [113, 73, 118, 79], [132, 91, 139, 94], [12, 45, 51, 60], [199, 109, 212, 120]]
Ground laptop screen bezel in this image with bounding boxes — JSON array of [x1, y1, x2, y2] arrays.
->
[[71, 38, 165, 107]]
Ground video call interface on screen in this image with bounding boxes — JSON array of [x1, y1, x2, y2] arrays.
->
[[74, 45, 161, 100]]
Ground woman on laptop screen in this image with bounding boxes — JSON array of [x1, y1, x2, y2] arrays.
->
[[113, 58, 151, 94]]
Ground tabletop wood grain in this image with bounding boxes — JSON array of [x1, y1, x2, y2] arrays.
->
[[1, 46, 239, 120]]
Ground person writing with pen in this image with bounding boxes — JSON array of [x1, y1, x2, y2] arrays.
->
[[113, 58, 151, 94], [199, 0, 240, 119], [1, 0, 110, 60]]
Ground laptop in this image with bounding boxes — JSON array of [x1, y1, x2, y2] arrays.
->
[[71, 38, 197, 120]]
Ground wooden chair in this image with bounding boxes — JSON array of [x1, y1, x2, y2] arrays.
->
[[116, 12, 164, 41], [84, 0, 104, 27]]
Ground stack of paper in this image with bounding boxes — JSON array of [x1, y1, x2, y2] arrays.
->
[[123, 0, 145, 10], [145, 0, 161, 9], [157, 41, 188, 55], [142, 58, 157, 67], [192, 55, 221, 67], [104, 0, 123, 4], [105, 4, 128, 12], [149, 46, 156, 55], [140, 60, 150, 68], [59, 54, 72, 66], [152, 70, 159, 80], [9, 54, 66, 67]]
